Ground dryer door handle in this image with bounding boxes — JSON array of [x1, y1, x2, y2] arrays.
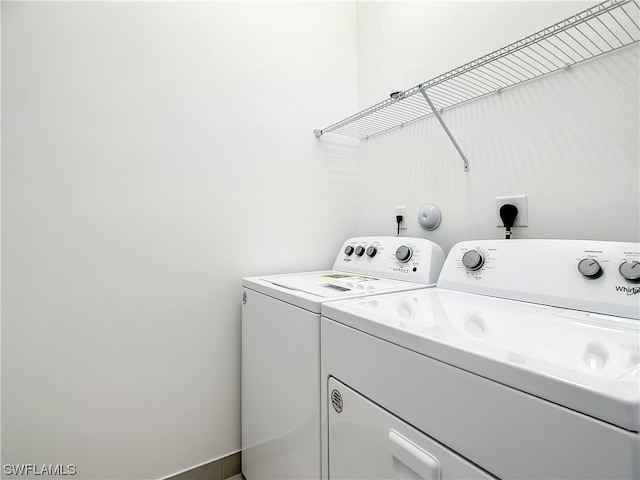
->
[[388, 430, 441, 480]]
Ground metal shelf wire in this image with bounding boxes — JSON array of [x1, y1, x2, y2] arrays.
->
[[314, 0, 639, 142]]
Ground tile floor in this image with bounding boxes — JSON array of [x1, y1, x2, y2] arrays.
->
[[166, 452, 242, 480]]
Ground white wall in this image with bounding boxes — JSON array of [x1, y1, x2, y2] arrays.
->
[[1, 2, 358, 479], [355, 1, 639, 253], [3, 2, 639, 479]]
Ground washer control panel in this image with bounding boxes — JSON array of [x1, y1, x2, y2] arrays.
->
[[438, 239, 640, 320], [334, 236, 445, 285]]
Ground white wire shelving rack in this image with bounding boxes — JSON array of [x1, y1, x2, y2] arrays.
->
[[314, 0, 640, 172]]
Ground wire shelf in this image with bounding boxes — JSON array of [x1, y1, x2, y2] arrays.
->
[[314, 0, 640, 141]]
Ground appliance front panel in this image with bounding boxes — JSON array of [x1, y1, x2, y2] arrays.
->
[[321, 318, 640, 479], [242, 288, 320, 479], [327, 377, 495, 480]]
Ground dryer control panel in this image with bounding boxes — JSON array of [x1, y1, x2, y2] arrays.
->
[[334, 236, 445, 286], [438, 239, 640, 320]]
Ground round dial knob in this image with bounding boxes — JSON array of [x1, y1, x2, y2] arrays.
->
[[578, 258, 603, 279], [344, 245, 354, 256], [462, 250, 484, 271], [366, 246, 377, 257], [354, 246, 365, 257], [619, 260, 640, 281], [395, 246, 413, 263]]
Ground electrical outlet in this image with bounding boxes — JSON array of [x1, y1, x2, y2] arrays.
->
[[496, 195, 528, 227], [395, 206, 408, 230]]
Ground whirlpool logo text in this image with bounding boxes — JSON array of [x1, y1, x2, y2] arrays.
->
[[615, 285, 640, 295]]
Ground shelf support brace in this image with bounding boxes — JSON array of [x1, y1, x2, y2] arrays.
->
[[419, 88, 470, 172]]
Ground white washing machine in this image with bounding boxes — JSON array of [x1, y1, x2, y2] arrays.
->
[[321, 239, 639, 479], [241, 236, 445, 480]]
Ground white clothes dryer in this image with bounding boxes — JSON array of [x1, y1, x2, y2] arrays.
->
[[321, 239, 639, 480], [241, 236, 445, 480]]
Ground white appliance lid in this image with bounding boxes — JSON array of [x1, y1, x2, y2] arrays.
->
[[321, 288, 640, 432], [242, 271, 431, 314], [261, 271, 424, 299]]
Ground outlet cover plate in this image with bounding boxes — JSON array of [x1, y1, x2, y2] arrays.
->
[[395, 206, 408, 230], [496, 195, 528, 227]]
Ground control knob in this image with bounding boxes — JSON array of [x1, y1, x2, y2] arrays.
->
[[578, 258, 603, 279], [366, 246, 377, 258], [462, 250, 484, 271], [619, 260, 640, 281], [344, 245, 354, 256], [354, 246, 365, 257], [395, 246, 412, 263]]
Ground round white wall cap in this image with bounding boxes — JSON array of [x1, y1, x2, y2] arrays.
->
[[417, 203, 442, 231]]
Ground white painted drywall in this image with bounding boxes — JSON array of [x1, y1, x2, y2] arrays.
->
[[1, 2, 358, 479], [356, 1, 639, 253], [3, 2, 639, 479]]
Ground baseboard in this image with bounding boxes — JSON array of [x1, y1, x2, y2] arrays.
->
[[164, 451, 242, 480]]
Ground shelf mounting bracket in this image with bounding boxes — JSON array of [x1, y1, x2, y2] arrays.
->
[[419, 87, 470, 172]]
